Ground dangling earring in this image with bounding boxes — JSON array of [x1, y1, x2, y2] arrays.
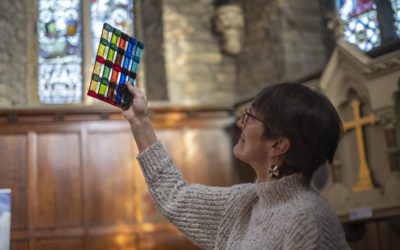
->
[[269, 165, 280, 178]]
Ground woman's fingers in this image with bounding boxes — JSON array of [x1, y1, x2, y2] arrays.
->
[[124, 81, 148, 114], [125, 81, 137, 95], [126, 82, 146, 100]]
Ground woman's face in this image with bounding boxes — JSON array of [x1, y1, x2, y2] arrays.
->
[[233, 108, 270, 166]]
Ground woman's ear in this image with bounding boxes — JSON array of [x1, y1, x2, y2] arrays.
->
[[271, 136, 291, 156]]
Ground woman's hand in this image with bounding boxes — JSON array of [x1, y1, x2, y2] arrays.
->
[[122, 81, 149, 124], [122, 81, 157, 152]]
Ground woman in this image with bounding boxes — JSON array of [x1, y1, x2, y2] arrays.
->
[[123, 82, 350, 249]]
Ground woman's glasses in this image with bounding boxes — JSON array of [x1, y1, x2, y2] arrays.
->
[[240, 108, 268, 127]]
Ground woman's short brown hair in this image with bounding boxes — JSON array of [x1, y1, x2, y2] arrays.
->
[[252, 83, 343, 184]]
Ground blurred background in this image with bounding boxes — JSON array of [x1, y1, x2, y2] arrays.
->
[[0, 0, 399, 249]]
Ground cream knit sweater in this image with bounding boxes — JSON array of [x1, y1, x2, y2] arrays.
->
[[137, 141, 350, 250]]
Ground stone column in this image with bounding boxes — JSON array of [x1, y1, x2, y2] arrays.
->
[[376, 107, 400, 172], [376, 107, 400, 198]]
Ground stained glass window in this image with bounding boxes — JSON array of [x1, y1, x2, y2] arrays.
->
[[336, 0, 381, 51], [391, 0, 400, 36], [38, 0, 82, 104], [90, 0, 134, 61], [37, 0, 134, 104]]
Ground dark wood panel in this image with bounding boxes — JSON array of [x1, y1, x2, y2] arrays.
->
[[10, 240, 28, 250], [86, 131, 138, 225], [389, 218, 400, 249], [378, 220, 391, 250], [0, 134, 28, 229], [36, 133, 82, 228], [347, 219, 400, 250], [33, 238, 84, 250], [366, 222, 379, 249], [347, 222, 375, 250]]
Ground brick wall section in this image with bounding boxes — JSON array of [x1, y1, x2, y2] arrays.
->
[[162, 0, 236, 105], [0, 0, 27, 106], [236, 0, 327, 101]]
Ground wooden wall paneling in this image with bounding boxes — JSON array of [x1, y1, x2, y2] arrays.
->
[[27, 132, 37, 249], [10, 240, 29, 250], [0, 134, 28, 230], [157, 129, 185, 172], [348, 221, 380, 250], [86, 234, 137, 250], [389, 218, 400, 249], [85, 126, 138, 226], [378, 220, 391, 249], [35, 132, 83, 228], [156, 128, 234, 186], [137, 231, 198, 250], [0, 107, 236, 249], [366, 221, 380, 250], [80, 127, 90, 247], [182, 129, 233, 186], [33, 238, 84, 250]]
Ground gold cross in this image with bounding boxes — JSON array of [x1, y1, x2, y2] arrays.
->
[[343, 99, 377, 192]]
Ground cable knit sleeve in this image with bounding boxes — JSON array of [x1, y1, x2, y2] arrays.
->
[[136, 141, 247, 250]]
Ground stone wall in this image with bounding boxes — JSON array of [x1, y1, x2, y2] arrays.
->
[[280, 0, 327, 80], [0, 0, 27, 106], [141, 0, 169, 101], [236, 0, 328, 100], [162, 0, 236, 105]]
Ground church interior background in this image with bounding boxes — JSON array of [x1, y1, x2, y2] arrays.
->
[[0, 0, 399, 249]]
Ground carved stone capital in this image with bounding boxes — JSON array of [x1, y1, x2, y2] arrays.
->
[[376, 107, 397, 130], [214, 4, 244, 55]]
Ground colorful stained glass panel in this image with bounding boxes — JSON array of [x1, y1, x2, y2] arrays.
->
[[337, 0, 380, 51], [38, 0, 82, 103], [87, 23, 144, 109], [337, 0, 375, 19], [391, 0, 400, 36], [90, 0, 134, 61]]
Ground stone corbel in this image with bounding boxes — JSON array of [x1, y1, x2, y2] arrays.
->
[[214, 4, 244, 55], [325, 11, 345, 41]]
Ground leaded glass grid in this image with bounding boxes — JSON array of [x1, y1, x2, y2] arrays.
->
[[90, 0, 134, 61], [38, 0, 82, 104], [391, 0, 400, 36], [337, 0, 381, 51]]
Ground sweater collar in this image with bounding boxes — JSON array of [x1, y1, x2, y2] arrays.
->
[[256, 173, 307, 207]]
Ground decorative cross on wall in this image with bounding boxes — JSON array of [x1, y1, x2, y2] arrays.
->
[[343, 99, 377, 192]]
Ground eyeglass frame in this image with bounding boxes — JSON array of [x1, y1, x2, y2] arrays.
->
[[240, 107, 268, 127]]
